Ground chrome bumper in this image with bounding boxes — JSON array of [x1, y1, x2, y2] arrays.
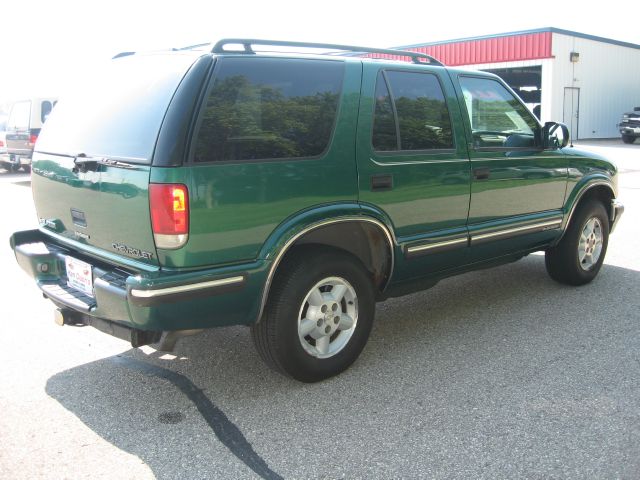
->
[[611, 199, 624, 233]]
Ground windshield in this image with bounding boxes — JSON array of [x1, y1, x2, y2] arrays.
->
[[36, 53, 198, 163]]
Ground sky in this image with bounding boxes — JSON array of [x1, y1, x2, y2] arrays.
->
[[1, 0, 639, 108]]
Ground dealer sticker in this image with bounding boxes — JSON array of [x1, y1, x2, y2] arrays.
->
[[65, 256, 94, 297]]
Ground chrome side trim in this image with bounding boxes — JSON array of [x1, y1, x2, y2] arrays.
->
[[471, 219, 562, 244], [257, 217, 396, 323], [370, 157, 468, 166], [406, 237, 468, 255], [130, 276, 245, 298]]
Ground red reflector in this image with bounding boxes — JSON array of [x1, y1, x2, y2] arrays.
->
[[29, 134, 38, 146], [149, 184, 189, 235]]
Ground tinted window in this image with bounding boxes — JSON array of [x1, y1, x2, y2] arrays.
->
[[8, 101, 31, 130], [37, 54, 196, 162], [194, 58, 343, 162], [372, 72, 398, 151], [459, 76, 539, 148], [41, 101, 53, 123], [372, 71, 453, 151]]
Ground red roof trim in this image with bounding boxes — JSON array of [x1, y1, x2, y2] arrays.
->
[[408, 31, 553, 66]]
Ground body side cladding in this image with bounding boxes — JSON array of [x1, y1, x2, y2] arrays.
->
[[128, 274, 247, 307]]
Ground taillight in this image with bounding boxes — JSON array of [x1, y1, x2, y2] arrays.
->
[[29, 134, 38, 147], [149, 183, 189, 249], [0, 140, 4, 147]]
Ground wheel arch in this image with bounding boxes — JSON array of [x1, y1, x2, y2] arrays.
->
[[558, 179, 616, 244], [256, 213, 396, 323]]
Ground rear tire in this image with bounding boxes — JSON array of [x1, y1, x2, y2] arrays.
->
[[251, 247, 375, 382], [622, 134, 636, 144], [545, 200, 609, 285]]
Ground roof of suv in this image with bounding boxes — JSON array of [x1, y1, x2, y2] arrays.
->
[[114, 38, 445, 67]]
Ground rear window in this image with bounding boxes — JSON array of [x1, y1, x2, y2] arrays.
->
[[8, 101, 31, 131], [36, 53, 197, 162], [194, 57, 344, 162]]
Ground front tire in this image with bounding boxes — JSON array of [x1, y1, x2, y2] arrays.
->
[[251, 247, 375, 382], [545, 200, 609, 285], [622, 134, 636, 144]]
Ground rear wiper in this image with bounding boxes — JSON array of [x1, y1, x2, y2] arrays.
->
[[73, 154, 137, 173], [73, 153, 99, 173]]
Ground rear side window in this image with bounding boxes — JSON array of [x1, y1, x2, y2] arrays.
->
[[41, 101, 53, 123], [194, 58, 344, 162], [8, 101, 31, 130], [372, 70, 453, 151]]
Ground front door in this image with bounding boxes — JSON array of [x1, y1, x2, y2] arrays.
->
[[456, 75, 568, 262], [563, 87, 580, 141], [356, 64, 471, 279]]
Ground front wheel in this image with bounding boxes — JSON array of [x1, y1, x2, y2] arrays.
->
[[251, 247, 375, 382], [622, 134, 636, 144], [545, 200, 609, 285]]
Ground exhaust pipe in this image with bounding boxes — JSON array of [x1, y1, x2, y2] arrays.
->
[[53, 308, 65, 326], [54, 308, 84, 326], [53, 307, 162, 348]]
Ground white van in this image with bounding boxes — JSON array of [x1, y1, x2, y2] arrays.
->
[[0, 98, 57, 172]]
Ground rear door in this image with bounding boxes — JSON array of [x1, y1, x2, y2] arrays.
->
[[356, 64, 471, 279]]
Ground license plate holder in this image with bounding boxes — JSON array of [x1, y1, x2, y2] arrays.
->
[[65, 256, 94, 297]]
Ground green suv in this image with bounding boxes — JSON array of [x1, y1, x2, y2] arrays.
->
[[11, 40, 624, 382]]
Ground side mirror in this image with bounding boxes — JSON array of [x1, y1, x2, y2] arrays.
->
[[542, 121, 570, 149]]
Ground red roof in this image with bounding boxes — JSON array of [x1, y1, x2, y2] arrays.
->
[[369, 31, 553, 66]]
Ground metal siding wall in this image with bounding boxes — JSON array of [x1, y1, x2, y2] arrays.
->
[[552, 33, 640, 139]]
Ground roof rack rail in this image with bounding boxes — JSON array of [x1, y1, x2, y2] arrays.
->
[[113, 51, 136, 59], [173, 42, 212, 51], [211, 39, 443, 66]]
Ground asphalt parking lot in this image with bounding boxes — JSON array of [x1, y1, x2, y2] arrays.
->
[[1, 140, 638, 479]]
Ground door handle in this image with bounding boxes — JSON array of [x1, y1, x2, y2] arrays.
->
[[473, 167, 490, 180], [371, 174, 393, 191]]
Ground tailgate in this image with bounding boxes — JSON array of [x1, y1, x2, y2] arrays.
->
[[28, 52, 202, 266], [32, 153, 158, 266]]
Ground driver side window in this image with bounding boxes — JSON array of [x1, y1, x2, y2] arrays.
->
[[460, 76, 539, 149]]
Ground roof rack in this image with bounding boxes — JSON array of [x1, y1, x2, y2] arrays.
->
[[211, 39, 443, 66], [173, 43, 212, 51], [113, 51, 136, 59], [113, 42, 213, 60]]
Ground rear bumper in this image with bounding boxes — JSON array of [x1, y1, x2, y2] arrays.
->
[[0, 153, 31, 167], [10, 228, 267, 336]]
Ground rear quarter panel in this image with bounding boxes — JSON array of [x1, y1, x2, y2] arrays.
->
[[154, 60, 364, 268]]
